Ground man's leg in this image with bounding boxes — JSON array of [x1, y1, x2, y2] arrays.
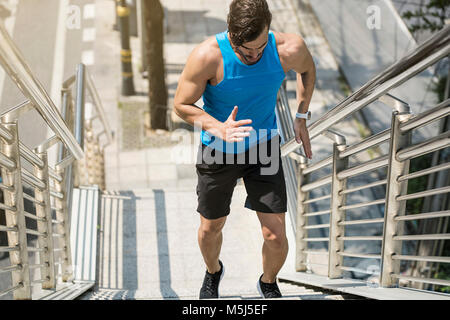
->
[[198, 215, 227, 274], [256, 212, 288, 283]]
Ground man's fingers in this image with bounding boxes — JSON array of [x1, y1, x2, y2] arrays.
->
[[230, 131, 251, 138], [226, 126, 253, 134], [296, 133, 313, 159], [233, 126, 253, 132], [235, 119, 252, 127], [228, 106, 238, 121], [225, 127, 252, 140], [304, 142, 313, 159]]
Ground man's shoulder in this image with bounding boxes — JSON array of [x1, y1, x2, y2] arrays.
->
[[272, 31, 306, 60], [183, 36, 222, 80], [190, 36, 222, 67]]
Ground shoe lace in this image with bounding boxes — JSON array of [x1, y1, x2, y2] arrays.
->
[[204, 274, 217, 294], [261, 281, 281, 298]]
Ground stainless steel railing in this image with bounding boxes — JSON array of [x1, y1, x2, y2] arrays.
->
[[276, 24, 450, 290], [62, 64, 112, 191], [0, 21, 111, 299]]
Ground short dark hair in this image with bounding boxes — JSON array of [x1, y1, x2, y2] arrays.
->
[[227, 0, 272, 47]]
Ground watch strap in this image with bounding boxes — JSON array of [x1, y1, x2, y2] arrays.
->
[[295, 111, 311, 120]]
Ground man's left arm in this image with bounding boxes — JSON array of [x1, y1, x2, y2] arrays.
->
[[289, 35, 316, 159]]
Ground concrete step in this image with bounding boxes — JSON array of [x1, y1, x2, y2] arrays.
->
[[79, 281, 346, 300], [279, 272, 450, 300], [87, 182, 308, 300], [104, 137, 200, 190]]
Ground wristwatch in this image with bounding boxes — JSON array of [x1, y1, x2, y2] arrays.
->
[[295, 111, 311, 120]]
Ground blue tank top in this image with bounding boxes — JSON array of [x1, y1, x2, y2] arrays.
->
[[201, 30, 286, 153]]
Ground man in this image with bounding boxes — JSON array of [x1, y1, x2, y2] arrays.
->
[[174, 0, 315, 299]]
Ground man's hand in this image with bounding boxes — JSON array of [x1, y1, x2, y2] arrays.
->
[[294, 118, 312, 159], [220, 106, 253, 142]]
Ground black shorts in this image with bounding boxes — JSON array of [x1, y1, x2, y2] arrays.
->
[[195, 135, 287, 220]]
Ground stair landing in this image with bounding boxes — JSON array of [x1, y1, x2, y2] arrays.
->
[[79, 182, 347, 300]]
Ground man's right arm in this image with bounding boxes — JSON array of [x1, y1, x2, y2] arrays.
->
[[174, 44, 253, 142]]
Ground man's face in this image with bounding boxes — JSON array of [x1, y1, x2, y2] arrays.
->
[[234, 26, 269, 65]]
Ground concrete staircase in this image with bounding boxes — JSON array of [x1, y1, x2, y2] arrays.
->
[[80, 282, 350, 300], [77, 144, 351, 300], [82, 0, 385, 299]]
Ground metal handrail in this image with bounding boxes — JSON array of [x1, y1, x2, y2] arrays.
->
[[0, 20, 112, 299], [85, 71, 113, 147], [302, 194, 331, 204], [0, 21, 84, 159], [392, 255, 450, 263], [399, 99, 450, 132], [339, 129, 390, 159], [338, 218, 385, 226], [396, 130, 450, 161], [276, 23, 450, 292], [281, 25, 450, 157], [303, 210, 331, 217], [340, 179, 387, 195], [392, 275, 450, 287], [61, 64, 111, 190], [301, 174, 332, 192], [336, 155, 389, 180], [339, 198, 385, 211], [302, 155, 332, 175], [394, 210, 450, 221]]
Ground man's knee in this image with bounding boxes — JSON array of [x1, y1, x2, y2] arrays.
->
[[258, 212, 287, 249], [262, 226, 287, 249], [198, 216, 226, 239]]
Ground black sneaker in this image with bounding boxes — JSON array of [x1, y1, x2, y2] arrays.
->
[[257, 274, 282, 299], [199, 260, 224, 299]]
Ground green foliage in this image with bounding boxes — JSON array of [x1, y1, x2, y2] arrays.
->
[[434, 224, 450, 293], [401, 0, 449, 295], [431, 73, 448, 103], [406, 154, 433, 217], [337, 73, 351, 97], [402, 0, 449, 33]]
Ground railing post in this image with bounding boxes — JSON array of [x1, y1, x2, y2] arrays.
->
[[33, 151, 56, 289], [72, 63, 86, 189], [380, 111, 412, 287], [85, 120, 96, 186], [0, 121, 31, 299], [57, 88, 75, 281], [98, 143, 105, 190], [295, 155, 308, 271], [54, 166, 74, 282], [93, 142, 105, 190], [328, 136, 348, 279]]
